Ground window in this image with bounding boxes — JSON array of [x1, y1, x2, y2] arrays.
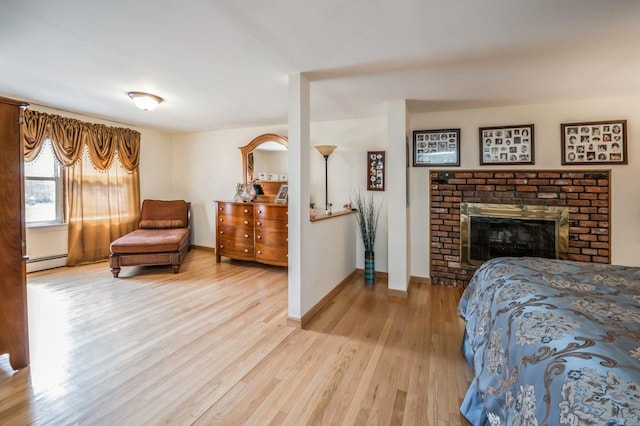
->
[[25, 140, 64, 225]]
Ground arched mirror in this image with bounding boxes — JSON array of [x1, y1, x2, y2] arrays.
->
[[240, 133, 288, 199]]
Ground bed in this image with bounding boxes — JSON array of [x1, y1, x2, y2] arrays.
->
[[457, 257, 640, 425]]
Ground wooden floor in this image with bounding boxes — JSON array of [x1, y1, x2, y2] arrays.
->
[[0, 249, 473, 425]]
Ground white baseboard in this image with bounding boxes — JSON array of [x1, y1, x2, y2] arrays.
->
[[27, 256, 67, 273]]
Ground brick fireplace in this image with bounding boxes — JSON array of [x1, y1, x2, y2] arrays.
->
[[429, 170, 610, 287]]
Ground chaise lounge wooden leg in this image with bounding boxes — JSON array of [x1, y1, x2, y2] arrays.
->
[[172, 265, 180, 274], [111, 267, 120, 278]]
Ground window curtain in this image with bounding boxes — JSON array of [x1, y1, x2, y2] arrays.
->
[[23, 109, 141, 266]]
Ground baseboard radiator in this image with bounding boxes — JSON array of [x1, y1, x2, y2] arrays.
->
[[26, 254, 67, 273]]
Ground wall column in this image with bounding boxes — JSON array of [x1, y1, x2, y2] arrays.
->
[[287, 73, 311, 323], [387, 100, 410, 297]]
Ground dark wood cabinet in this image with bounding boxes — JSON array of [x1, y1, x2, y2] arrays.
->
[[0, 96, 29, 370], [215, 201, 288, 266]]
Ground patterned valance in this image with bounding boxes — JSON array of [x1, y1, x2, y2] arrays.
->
[[23, 109, 140, 171]]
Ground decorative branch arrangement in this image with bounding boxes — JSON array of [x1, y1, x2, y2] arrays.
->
[[352, 190, 382, 253]]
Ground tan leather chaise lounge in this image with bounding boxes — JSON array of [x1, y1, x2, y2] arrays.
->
[[109, 199, 191, 278]]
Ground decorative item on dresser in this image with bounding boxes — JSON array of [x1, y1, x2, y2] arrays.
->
[[215, 201, 288, 266], [0, 96, 29, 370]]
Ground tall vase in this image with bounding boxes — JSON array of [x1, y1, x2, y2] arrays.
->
[[364, 251, 375, 285]]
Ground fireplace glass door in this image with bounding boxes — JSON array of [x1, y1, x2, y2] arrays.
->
[[460, 203, 569, 266], [469, 217, 556, 262]]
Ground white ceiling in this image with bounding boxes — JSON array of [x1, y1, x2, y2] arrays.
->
[[1, 0, 640, 133]]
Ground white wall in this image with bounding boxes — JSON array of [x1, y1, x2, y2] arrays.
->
[[139, 128, 175, 200], [303, 214, 357, 314], [409, 95, 640, 277], [25, 225, 67, 272]]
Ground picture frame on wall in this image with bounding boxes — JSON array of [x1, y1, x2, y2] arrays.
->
[[479, 124, 535, 165], [367, 151, 385, 191], [561, 120, 627, 165], [412, 129, 460, 167]]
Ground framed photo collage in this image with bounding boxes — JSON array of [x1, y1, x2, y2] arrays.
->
[[561, 120, 627, 165], [406, 119, 628, 171]]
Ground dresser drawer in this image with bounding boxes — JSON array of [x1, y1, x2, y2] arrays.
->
[[217, 202, 254, 217], [217, 226, 254, 242], [254, 204, 288, 219], [255, 244, 288, 265], [218, 215, 254, 227], [255, 218, 287, 231], [218, 239, 254, 259], [255, 229, 288, 247]]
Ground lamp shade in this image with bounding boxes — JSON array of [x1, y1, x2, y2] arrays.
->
[[314, 145, 338, 157], [128, 92, 164, 111]]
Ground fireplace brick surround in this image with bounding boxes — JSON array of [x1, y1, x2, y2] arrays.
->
[[429, 170, 610, 288]]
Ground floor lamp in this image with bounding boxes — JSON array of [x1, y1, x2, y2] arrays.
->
[[314, 145, 338, 213]]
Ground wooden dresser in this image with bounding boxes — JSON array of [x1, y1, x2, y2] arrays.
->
[[215, 201, 288, 266]]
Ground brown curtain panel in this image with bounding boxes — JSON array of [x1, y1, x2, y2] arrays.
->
[[66, 152, 140, 265], [22, 109, 141, 265]]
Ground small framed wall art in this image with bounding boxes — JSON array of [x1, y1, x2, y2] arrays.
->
[[479, 124, 534, 165], [561, 120, 627, 165], [413, 129, 460, 167], [367, 151, 385, 191]]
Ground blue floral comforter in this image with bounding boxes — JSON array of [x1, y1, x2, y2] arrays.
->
[[458, 257, 640, 425]]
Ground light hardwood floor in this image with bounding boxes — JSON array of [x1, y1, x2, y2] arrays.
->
[[0, 249, 473, 425]]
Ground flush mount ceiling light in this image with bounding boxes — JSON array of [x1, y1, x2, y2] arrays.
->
[[127, 91, 164, 111]]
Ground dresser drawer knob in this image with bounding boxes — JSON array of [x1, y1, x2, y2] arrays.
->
[[219, 218, 223, 222], [257, 221, 262, 226], [244, 249, 249, 253], [244, 220, 249, 225], [258, 250, 262, 255], [219, 207, 223, 211], [219, 244, 224, 249], [258, 210, 263, 214], [257, 235, 262, 239], [219, 231, 224, 234], [244, 234, 249, 238], [244, 209, 249, 213]]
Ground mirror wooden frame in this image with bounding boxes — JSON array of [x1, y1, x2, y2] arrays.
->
[[239, 133, 288, 183]]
